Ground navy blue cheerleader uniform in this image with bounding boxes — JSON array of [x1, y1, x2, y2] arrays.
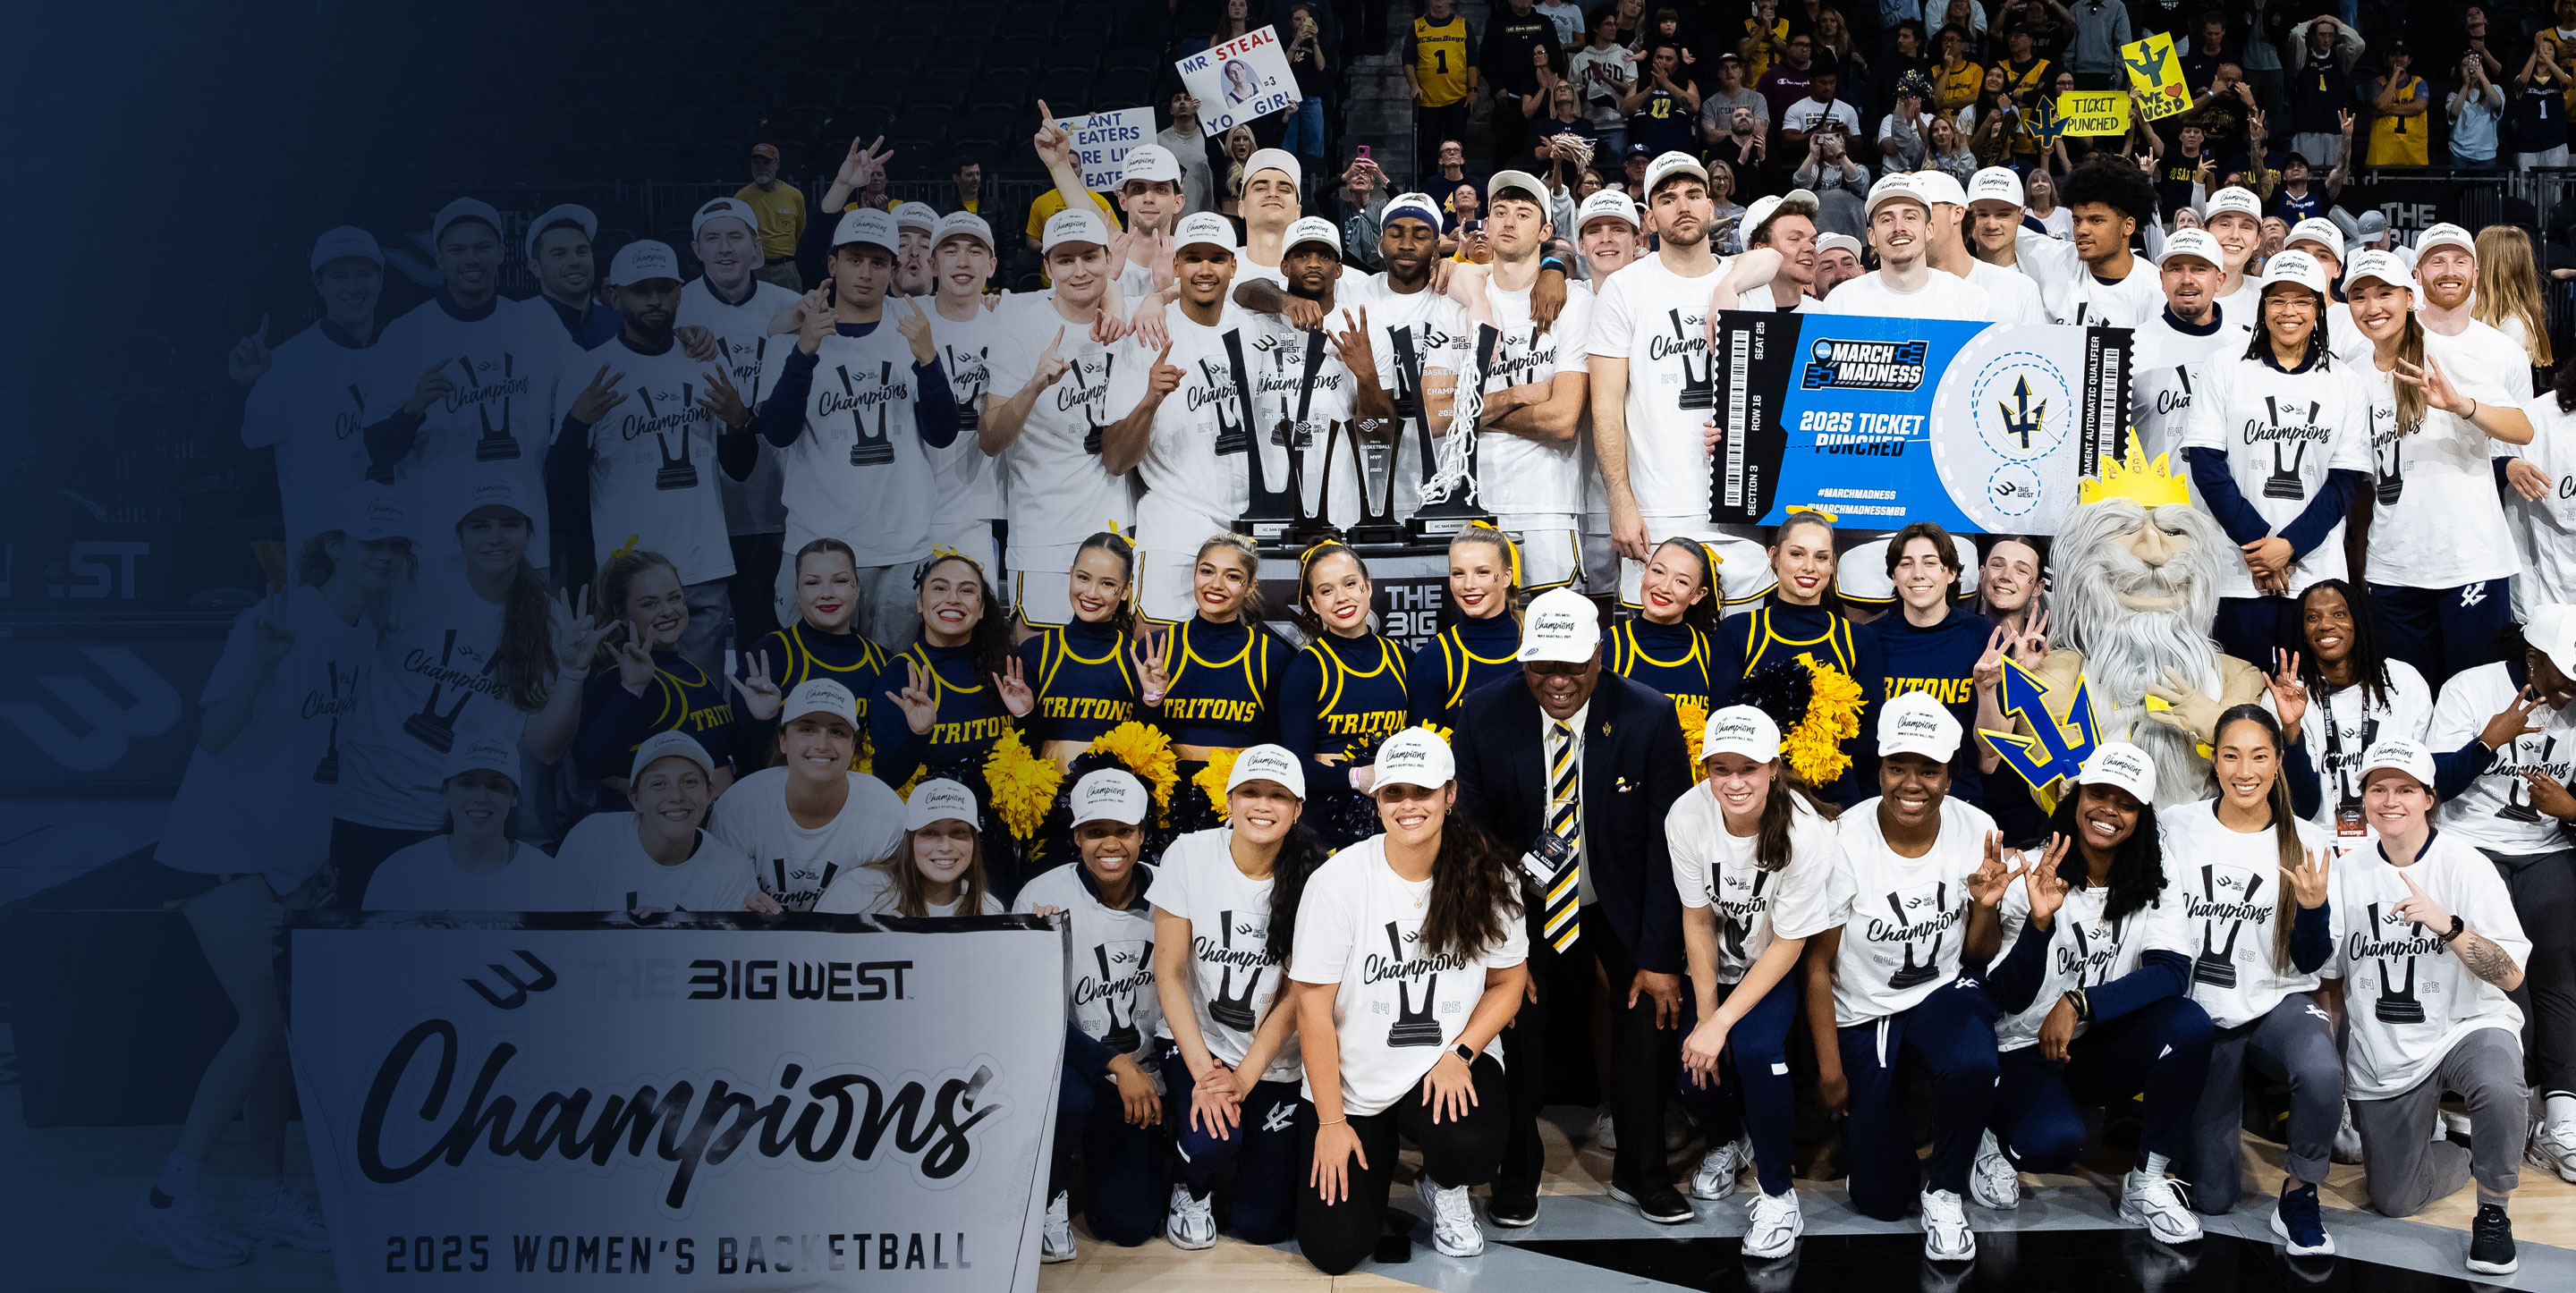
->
[[574, 651, 739, 783], [742, 619, 887, 766], [1874, 607, 1994, 815], [1405, 612, 1521, 724], [1281, 631, 1413, 846], [1604, 618, 1719, 713], [1154, 615, 1291, 832], [1715, 602, 1886, 804], [1019, 618, 1141, 749]]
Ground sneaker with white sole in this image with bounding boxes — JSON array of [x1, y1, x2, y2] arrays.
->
[[1968, 1131, 2021, 1210], [2467, 1203, 2517, 1275], [1744, 1188, 1804, 1260], [1165, 1183, 1216, 1251], [1919, 1188, 1976, 1263], [1416, 1177, 1485, 1257], [1041, 1190, 1076, 1263], [2119, 1168, 2203, 1246], [2332, 1103, 2364, 1164], [1691, 1137, 1750, 1201], [239, 1187, 332, 1251], [2526, 1120, 2576, 1183], [126, 1191, 250, 1270], [1593, 1105, 1617, 1152], [2269, 1181, 2334, 1257]]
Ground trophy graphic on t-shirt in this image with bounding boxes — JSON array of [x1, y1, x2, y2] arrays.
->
[[2192, 866, 2262, 990], [470, 353, 521, 461], [2372, 435, 2405, 505], [1719, 869, 1774, 965], [1208, 908, 1265, 1032], [1093, 942, 1143, 1054], [2367, 901, 2428, 1024], [1079, 353, 1117, 456], [1885, 886, 1944, 991], [945, 342, 987, 433], [644, 385, 701, 491], [1667, 309, 1715, 410], [1200, 352, 1251, 458], [312, 666, 344, 784], [1384, 920, 1444, 1048], [2262, 399, 2318, 500], [2497, 736, 2558, 823], [841, 362, 895, 466], [402, 630, 476, 754]]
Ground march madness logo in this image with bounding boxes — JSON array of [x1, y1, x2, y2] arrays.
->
[[1800, 338, 1928, 393]]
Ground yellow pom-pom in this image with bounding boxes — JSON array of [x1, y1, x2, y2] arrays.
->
[[1194, 748, 1244, 820], [1673, 697, 1710, 782], [1087, 721, 1180, 824], [1781, 658, 1865, 787], [982, 731, 1063, 841]]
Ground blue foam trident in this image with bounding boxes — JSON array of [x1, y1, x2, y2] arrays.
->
[[1979, 654, 2101, 799]]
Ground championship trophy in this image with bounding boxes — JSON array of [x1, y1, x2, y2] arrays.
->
[[1404, 322, 1502, 542], [1228, 328, 1310, 544]]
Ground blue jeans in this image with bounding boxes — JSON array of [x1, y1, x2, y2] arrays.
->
[[1284, 97, 1326, 159]]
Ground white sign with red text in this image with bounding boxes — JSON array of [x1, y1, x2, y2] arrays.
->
[[1179, 26, 1301, 136]]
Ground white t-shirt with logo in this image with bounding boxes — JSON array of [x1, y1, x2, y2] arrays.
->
[[2510, 396, 2576, 612], [2355, 352, 2521, 588], [1666, 786, 1845, 984], [2129, 307, 2255, 461], [1241, 312, 1403, 531], [560, 812, 760, 913], [580, 334, 737, 586], [923, 303, 1004, 527], [811, 863, 1008, 916], [677, 275, 801, 537], [1992, 872, 2192, 1051], [1588, 252, 1728, 525], [1963, 259, 2046, 325], [2322, 833, 2529, 1098], [705, 767, 907, 910], [241, 323, 387, 546], [777, 324, 936, 567], [1477, 278, 1594, 522], [1110, 300, 1258, 537], [2154, 800, 2334, 1028], [362, 839, 591, 911], [2179, 355, 2373, 599], [368, 295, 584, 558], [988, 294, 1133, 573], [1342, 275, 1470, 523], [1146, 826, 1304, 1084], [2298, 664, 2433, 826], [1015, 861, 1163, 1060], [2427, 662, 2576, 853], [1287, 835, 1529, 1117], [2066, 256, 2165, 331], [1826, 796, 1997, 1027], [1816, 270, 1997, 322]]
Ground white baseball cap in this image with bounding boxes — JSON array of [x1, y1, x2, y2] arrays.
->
[[2357, 738, 2436, 790], [1577, 189, 1642, 232], [462, 472, 535, 525], [1225, 742, 1308, 799], [1283, 215, 1342, 257], [1864, 173, 1928, 220], [2075, 740, 2157, 804], [607, 240, 682, 286], [2259, 249, 2328, 297], [1700, 706, 1783, 764], [691, 197, 759, 241], [1877, 690, 1962, 762], [524, 203, 598, 261], [1070, 767, 1150, 826], [1815, 232, 1864, 258], [933, 210, 996, 254], [1487, 168, 1551, 208], [2343, 249, 2413, 294], [2284, 217, 2344, 260], [1643, 150, 1709, 197], [1384, 190, 1445, 231], [1244, 148, 1303, 190], [1172, 210, 1238, 255], [1517, 587, 1600, 663], [2414, 222, 2477, 259], [1122, 143, 1182, 185], [440, 733, 521, 784], [779, 678, 859, 729], [1042, 207, 1113, 255], [2158, 228, 2224, 268], [629, 730, 715, 783], [1373, 727, 1456, 790], [1966, 166, 2024, 208], [2203, 187, 2262, 223], [342, 486, 411, 543], [1910, 169, 1968, 208], [903, 778, 980, 831], [892, 200, 941, 234], [430, 197, 504, 248], [309, 225, 384, 273], [1741, 189, 1818, 246], [2529, 603, 2576, 679], [833, 207, 901, 253]]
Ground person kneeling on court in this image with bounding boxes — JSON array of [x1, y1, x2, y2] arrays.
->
[[1289, 728, 1528, 1272], [2320, 739, 2531, 1277]]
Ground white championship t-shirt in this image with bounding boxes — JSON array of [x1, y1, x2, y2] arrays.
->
[[2356, 348, 2523, 588], [1962, 258, 2046, 325], [1588, 252, 1729, 524], [2154, 799, 2334, 1028], [560, 812, 761, 913], [987, 293, 1133, 573], [1477, 277, 1595, 522], [1342, 274, 1469, 523], [677, 275, 801, 538], [1110, 300, 1258, 535], [580, 333, 736, 586], [705, 767, 907, 910], [922, 303, 1004, 528], [361, 839, 590, 911], [1666, 785, 1846, 984], [1817, 270, 1998, 322], [2179, 354, 2372, 599], [1826, 796, 1996, 1027], [1147, 826, 1305, 1084], [775, 324, 936, 567], [2298, 664, 2434, 826], [2129, 306, 2255, 461], [2510, 397, 2576, 611], [2322, 832, 2530, 1098], [1991, 870, 2191, 1051], [1015, 861, 1164, 1060], [2065, 256, 2165, 330], [2427, 662, 2576, 853], [241, 322, 388, 546], [367, 294, 585, 557], [1287, 835, 1529, 1117]]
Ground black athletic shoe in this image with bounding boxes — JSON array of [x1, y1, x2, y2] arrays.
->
[[1486, 1193, 1539, 1228], [1609, 1182, 1696, 1225], [2467, 1204, 2517, 1275]]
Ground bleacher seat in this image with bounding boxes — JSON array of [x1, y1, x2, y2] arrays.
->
[[1049, 35, 1106, 74], [944, 4, 1005, 42], [991, 34, 1049, 75], [1034, 67, 1097, 110], [1001, 1, 1060, 40]]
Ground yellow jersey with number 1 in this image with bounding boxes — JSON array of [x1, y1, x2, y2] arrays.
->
[[1413, 16, 1472, 107]]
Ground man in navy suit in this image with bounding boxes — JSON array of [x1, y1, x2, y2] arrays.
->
[[1453, 587, 1692, 1226]]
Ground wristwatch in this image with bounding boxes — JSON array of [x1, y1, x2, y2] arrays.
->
[[2442, 914, 2466, 943], [1452, 1043, 1478, 1065]]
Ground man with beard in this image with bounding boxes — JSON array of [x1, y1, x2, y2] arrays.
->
[[546, 241, 751, 677], [1457, 172, 1594, 591], [233, 227, 395, 548], [922, 213, 1007, 576], [679, 197, 802, 645], [1737, 190, 1818, 312], [1329, 193, 1480, 530], [1228, 219, 1404, 530], [1819, 175, 1996, 321], [892, 202, 941, 298], [2126, 229, 2250, 462], [1811, 233, 1863, 298], [1911, 170, 2044, 324], [526, 205, 622, 350], [2415, 224, 2536, 403]]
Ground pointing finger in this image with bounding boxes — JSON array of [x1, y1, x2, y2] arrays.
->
[[256, 314, 271, 345]]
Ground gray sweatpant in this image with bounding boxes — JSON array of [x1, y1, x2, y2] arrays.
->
[[2348, 1027, 2527, 1217], [2186, 993, 2343, 1215]]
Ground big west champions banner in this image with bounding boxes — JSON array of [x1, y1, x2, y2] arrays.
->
[[1709, 313, 2131, 535], [289, 915, 1064, 1291]]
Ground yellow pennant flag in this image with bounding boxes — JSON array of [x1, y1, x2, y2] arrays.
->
[[2121, 32, 2193, 121], [2055, 90, 2131, 137]]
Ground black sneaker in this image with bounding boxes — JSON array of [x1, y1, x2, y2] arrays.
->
[[2467, 1203, 2517, 1275], [1608, 1182, 1696, 1225], [1487, 1193, 1539, 1228]]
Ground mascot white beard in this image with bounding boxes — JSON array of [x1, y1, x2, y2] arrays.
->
[[2035, 495, 2269, 807]]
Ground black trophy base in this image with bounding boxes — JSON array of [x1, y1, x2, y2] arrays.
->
[[1208, 1001, 1258, 1033], [474, 438, 521, 462], [2262, 477, 2306, 500], [2374, 998, 2427, 1024], [311, 752, 339, 785], [1405, 506, 1490, 543], [2193, 957, 2239, 990], [1385, 1020, 1445, 1049], [657, 465, 700, 491], [402, 715, 458, 755], [1236, 515, 1296, 544]]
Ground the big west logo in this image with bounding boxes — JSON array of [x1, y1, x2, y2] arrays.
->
[[1800, 338, 1928, 393]]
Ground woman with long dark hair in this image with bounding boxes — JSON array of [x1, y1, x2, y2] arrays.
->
[[1606, 537, 1723, 712], [2157, 706, 2339, 1247], [1287, 728, 1528, 1273], [1020, 531, 1148, 768], [1409, 524, 1523, 723], [1668, 706, 1842, 1256], [1970, 535, 2052, 843], [813, 778, 1004, 917], [1145, 533, 1292, 832], [2288, 579, 2432, 828], [1714, 511, 1885, 803], [872, 551, 1030, 788], [572, 548, 740, 794], [1964, 743, 2214, 1247], [1148, 745, 1328, 1249], [1283, 541, 1413, 847]]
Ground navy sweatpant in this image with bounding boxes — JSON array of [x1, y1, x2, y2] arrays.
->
[[1161, 1052, 1306, 1244], [2214, 596, 2301, 672], [1054, 1061, 1171, 1247], [2368, 579, 2511, 688], [1837, 979, 2001, 1219], [1674, 974, 1800, 1196], [1992, 996, 2216, 1173]]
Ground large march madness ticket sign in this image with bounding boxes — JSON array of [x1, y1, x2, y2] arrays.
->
[[1708, 312, 2131, 535], [288, 915, 1064, 1291]]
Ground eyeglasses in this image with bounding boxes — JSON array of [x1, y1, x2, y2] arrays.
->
[[1524, 659, 1591, 677]]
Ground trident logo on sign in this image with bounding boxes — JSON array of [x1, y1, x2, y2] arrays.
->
[[1998, 375, 2047, 451], [1979, 655, 2100, 806]]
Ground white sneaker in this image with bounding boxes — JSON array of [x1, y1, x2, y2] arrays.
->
[[1416, 1176, 1485, 1257], [1968, 1131, 2021, 1210], [2119, 1168, 2204, 1246], [2527, 1120, 2576, 1183], [1690, 1137, 1751, 1201], [1919, 1188, 1977, 1263], [239, 1187, 331, 1251], [1744, 1188, 1804, 1260], [1593, 1105, 1618, 1152], [126, 1191, 250, 1270], [2332, 1103, 2364, 1164], [1041, 1190, 1075, 1263], [1165, 1183, 1216, 1251]]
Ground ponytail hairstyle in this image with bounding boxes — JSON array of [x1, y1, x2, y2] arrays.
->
[[914, 551, 1013, 686], [2214, 702, 2305, 974], [1651, 537, 1724, 636], [2042, 783, 2164, 924], [588, 549, 683, 669], [2294, 579, 2394, 711], [1438, 523, 1524, 629], [877, 823, 995, 918], [2388, 308, 2431, 436], [1194, 532, 1266, 622], [1419, 807, 1527, 962], [1072, 529, 1138, 638], [1292, 538, 1369, 639], [463, 506, 564, 712], [1745, 759, 1840, 872], [2474, 225, 2554, 368], [1258, 819, 1332, 963], [1769, 511, 1844, 613]]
